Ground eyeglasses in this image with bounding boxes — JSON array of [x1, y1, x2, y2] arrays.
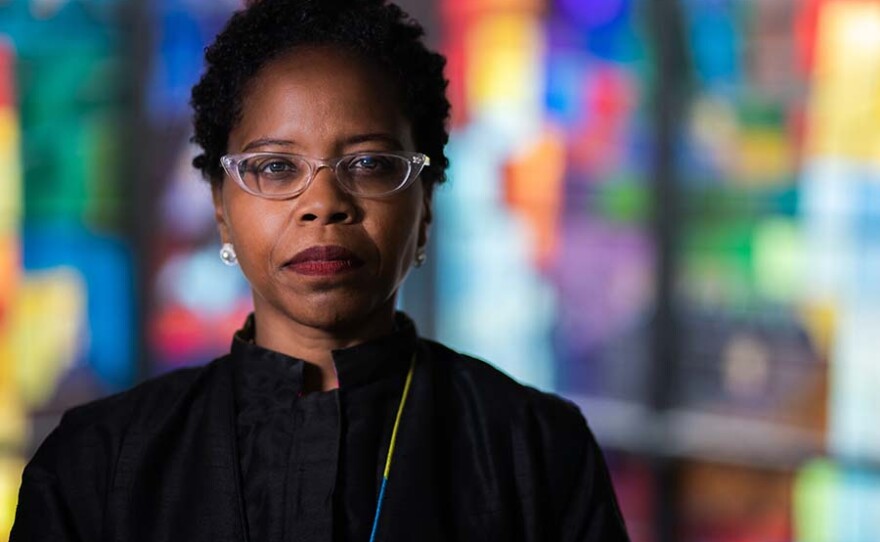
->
[[219, 151, 431, 200]]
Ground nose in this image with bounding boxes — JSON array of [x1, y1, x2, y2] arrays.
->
[[294, 165, 358, 225]]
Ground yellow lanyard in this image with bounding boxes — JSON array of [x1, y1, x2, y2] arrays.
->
[[367, 353, 416, 542]]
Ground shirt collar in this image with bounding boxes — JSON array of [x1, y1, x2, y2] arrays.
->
[[230, 312, 418, 394]]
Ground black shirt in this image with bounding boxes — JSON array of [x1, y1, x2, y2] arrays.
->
[[233, 314, 416, 542], [11, 313, 630, 542]]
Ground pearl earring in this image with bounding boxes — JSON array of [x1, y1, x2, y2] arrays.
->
[[219, 243, 238, 266], [414, 246, 427, 268]]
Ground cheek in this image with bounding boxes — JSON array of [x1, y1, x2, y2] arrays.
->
[[373, 202, 422, 270], [225, 195, 289, 265]]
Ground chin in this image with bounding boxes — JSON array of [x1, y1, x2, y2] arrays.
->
[[288, 292, 395, 333]]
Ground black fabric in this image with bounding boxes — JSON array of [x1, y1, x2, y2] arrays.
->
[[232, 313, 416, 542], [11, 313, 630, 542]]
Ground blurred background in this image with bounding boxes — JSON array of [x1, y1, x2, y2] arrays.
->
[[2, 0, 880, 540]]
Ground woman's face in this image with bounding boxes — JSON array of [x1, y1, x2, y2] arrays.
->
[[213, 46, 431, 336]]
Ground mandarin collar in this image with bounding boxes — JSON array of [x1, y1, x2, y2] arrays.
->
[[230, 312, 418, 392]]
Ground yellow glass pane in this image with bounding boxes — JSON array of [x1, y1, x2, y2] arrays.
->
[[807, 2, 880, 165]]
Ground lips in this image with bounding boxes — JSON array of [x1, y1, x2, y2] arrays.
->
[[284, 245, 365, 276]]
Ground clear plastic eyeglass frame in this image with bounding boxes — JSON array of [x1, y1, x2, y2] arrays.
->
[[219, 151, 431, 200]]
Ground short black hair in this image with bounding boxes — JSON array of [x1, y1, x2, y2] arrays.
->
[[190, 0, 450, 195]]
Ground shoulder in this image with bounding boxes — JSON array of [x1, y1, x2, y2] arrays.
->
[[59, 359, 221, 434], [22, 358, 227, 489], [420, 340, 620, 526], [421, 339, 587, 434], [421, 340, 629, 537], [13, 360, 230, 540], [34, 356, 230, 466]]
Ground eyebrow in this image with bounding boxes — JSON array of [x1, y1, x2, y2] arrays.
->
[[342, 133, 404, 148], [241, 138, 295, 152], [240, 133, 405, 153]]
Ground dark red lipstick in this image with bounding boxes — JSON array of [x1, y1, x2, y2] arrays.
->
[[284, 245, 365, 276]]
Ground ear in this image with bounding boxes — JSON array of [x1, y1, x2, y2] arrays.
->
[[212, 181, 232, 244], [418, 189, 433, 249]]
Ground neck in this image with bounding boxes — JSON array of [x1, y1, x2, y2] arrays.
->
[[250, 300, 396, 392]]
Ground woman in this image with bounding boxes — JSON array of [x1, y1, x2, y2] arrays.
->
[[12, 1, 630, 541]]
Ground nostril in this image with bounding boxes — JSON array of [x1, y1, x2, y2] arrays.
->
[[297, 211, 349, 223]]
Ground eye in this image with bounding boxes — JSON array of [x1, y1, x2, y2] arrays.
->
[[245, 155, 303, 182], [257, 158, 298, 175], [348, 154, 395, 174]]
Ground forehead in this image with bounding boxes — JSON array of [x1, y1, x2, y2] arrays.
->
[[230, 46, 411, 150]]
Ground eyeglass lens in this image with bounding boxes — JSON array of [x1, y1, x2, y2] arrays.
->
[[237, 153, 412, 197]]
